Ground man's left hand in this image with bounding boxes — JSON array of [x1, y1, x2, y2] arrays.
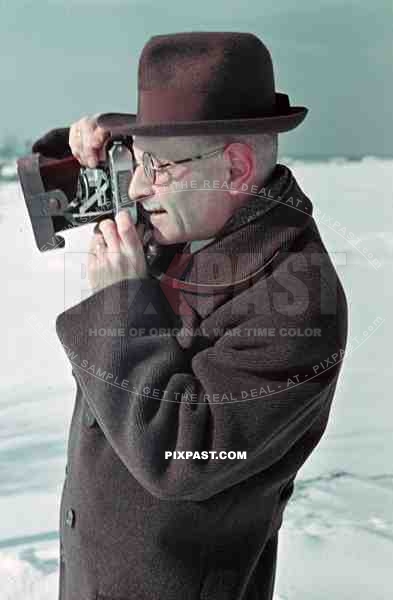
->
[[88, 210, 147, 292]]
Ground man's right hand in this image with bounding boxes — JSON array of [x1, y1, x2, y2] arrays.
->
[[69, 114, 111, 168]]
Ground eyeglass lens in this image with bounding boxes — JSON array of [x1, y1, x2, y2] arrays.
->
[[142, 152, 155, 183]]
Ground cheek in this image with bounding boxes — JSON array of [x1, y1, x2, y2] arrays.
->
[[167, 190, 229, 224], [205, 193, 232, 219], [166, 192, 194, 216], [190, 194, 222, 218]]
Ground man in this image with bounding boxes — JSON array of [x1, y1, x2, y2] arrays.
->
[[36, 32, 348, 600]]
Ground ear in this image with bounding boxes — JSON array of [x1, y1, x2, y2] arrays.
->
[[223, 143, 255, 196]]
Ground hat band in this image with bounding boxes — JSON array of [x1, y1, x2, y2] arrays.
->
[[136, 88, 279, 125]]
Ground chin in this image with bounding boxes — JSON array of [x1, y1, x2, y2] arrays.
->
[[153, 228, 180, 245], [152, 222, 190, 245]]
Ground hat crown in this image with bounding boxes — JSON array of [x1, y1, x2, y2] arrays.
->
[[137, 32, 276, 123], [140, 32, 274, 88], [97, 31, 308, 136]]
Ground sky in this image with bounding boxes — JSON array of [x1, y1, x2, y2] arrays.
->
[[0, 0, 392, 157]]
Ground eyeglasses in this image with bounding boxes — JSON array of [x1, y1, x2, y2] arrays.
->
[[134, 146, 226, 185]]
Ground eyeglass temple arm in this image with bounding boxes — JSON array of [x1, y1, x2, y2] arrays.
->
[[155, 147, 225, 170]]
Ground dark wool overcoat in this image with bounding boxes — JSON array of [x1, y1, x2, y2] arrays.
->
[[55, 163, 348, 600]]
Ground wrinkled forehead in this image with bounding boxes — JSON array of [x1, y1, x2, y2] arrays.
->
[[132, 136, 200, 161]]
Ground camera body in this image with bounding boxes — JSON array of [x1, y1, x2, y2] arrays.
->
[[17, 136, 139, 251], [17, 130, 187, 276]]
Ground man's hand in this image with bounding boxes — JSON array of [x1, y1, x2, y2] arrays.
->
[[88, 211, 147, 292], [69, 114, 111, 168]]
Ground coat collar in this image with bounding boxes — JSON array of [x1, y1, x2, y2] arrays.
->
[[155, 165, 313, 288], [150, 163, 314, 327]]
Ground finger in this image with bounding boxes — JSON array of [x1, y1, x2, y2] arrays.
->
[[95, 239, 107, 259], [87, 247, 97, 280], [71, 116, 100, 168], [84, 119, 110, 164], [69, 121, 84, 160], [89, 232, 106, 256], [68, 118, 110, 167], [115, 211, 144, 256], [97, 144, 108, 163], [93, 222, 102, 236], [92, 129, 111, 164], [91, 126, 110, 150], [98, 219, 121, 252], [80, 117, 101, 168], [87, 241, 102, 290], [69, 118, 98, 167]]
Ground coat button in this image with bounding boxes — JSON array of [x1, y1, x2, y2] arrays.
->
[[83, 403, 97, 428], [65, 509, 75, 528]]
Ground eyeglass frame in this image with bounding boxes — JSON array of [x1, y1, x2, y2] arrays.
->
[[133, 145, 227, 185]]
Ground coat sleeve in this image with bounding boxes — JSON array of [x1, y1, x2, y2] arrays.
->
[[56, 275, 347, 501]]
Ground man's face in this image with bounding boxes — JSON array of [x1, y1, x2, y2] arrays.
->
[[128, 137, 241, 245]]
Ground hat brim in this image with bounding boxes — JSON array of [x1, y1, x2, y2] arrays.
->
[[97, 107, 308, 137]]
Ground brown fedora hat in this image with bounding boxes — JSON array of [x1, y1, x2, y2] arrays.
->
[[98, 31, 308, 137]]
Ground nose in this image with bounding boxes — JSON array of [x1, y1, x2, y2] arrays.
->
[[128, 164, 154, 202]]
